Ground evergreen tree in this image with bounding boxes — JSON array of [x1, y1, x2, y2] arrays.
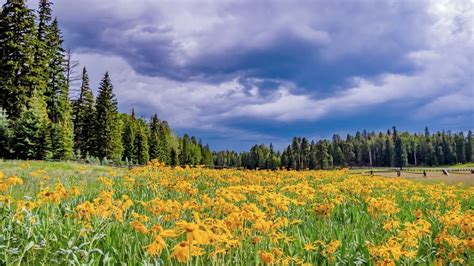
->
[[394, 134, 408, 168], [148, 114, 160, 160], [316, 140, 332, 169], [12, 90, 51, 159], [32, 0, 52, 95], [179, 134, 192, 165], [121, 112, 136, 163], [170, 148, 179, 166], [73, 67, 95, 156], [384, 136, 395, 167], [94, 72, 122, 161], [0, 0, 38, 119], [134, 118, 149, 164], [44, 19, 73, 159], [333, 145, 344, 167], [343, 142, 355, 167], [301, 138, 310, 169], [455, 133, 466, 164], [157, 121, 172, 164], [201, 144, 213, 165]]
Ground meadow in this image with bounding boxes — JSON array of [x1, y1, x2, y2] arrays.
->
[[0, 160, 473, 265]]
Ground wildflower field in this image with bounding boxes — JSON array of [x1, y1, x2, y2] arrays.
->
[[0, 161, 473, 265]]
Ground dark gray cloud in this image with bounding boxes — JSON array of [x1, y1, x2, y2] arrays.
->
[[52, 0, 432, 88]]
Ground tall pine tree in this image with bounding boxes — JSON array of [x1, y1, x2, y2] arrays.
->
[[73, 67, 95, 156], [32, 0, 52, 95], [94, 72, 122, 162], [0, 0, 38, 119], [44, 18, 73, 159], [148, 114, 161, 160]]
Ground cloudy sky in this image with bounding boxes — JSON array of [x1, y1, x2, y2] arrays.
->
[[26, 0, 474, 150]]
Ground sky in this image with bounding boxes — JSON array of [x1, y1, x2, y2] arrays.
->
[[20, 0, 474, 150]]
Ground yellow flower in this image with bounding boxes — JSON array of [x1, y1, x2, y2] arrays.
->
[[258, 251, 274, 264], [383, 220, 400, 231], [170, 241, 191, 263], [303, 243, 316, 251], [131, 221, 148, 234], [176, 221, 210, 244], [6, 175, 23, 186], [145, 235, 166, 256], [159, 229, 179, 238], [70, 186, 80, 196]]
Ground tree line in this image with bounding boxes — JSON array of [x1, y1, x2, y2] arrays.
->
[[0, 0, 212, 165], [212, 127, 474, 169]]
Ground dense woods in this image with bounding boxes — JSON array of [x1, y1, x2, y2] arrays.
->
[[0, 1, 472, 169], [213, 128, 474, 169]]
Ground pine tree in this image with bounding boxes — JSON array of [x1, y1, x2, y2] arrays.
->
[[455, 133, 466, 164], [170, 148, 179, 166], [316, 140, 332, 169], [134, 119, 149, 165], [121, 113, 136, 163], [158, 121, 172, 164], [394, 134, 408, 168], [94, 72, 123, 162], [32, 0, 52, 95], [0, 0, 38, 119], [44, 19, 73, 159], [179, 134, 192, 165], [333, 145, 344, 167], [190, 137, 202, 164], [343, 142, 355, 167], [384, 136, 395, 167], [148, 114, 160, 160], [73, 67, 95, 156], [12, 90, 51, 159], [201, 144, 213, 165]]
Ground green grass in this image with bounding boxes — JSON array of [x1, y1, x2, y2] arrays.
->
[[449, 162, 474, 168]]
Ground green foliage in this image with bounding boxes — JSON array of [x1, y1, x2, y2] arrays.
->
[[43, 19, 73, 160], [31, 0, 53, 95], [158, 121, 173, 164], [394, 129, 408, 168], [0, 109, 12, 157], [11, 90, 51, 159], [121, 113, 136, 163], [94, 72, 122, 162], [134, 118, 149, 165], [0, 0, 38, 119], [148, 114, 160, 160], [201, 144, 213, 165], [73, 67, 95, 156]]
